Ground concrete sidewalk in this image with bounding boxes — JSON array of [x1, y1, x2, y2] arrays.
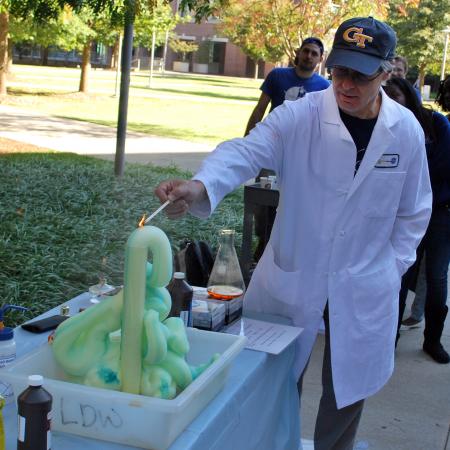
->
[[301, 292, 450, 450], [0, 104, 213, 173], [1, 104, 449, 450]]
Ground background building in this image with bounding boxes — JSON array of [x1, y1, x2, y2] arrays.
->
[[165, 3, 274, 78]]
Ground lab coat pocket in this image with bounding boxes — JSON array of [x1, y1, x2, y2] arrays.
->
[[349, 266, 399, 328], [257, 243, 301, 306], [359, 171, 406, 218]]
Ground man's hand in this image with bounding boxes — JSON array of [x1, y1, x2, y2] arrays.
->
[[154, 179, 207, 219]]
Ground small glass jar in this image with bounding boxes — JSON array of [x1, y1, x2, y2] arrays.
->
[[89, 276, 115, 304]]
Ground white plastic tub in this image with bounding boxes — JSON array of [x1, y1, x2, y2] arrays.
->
[[2, 328, 245, 450]]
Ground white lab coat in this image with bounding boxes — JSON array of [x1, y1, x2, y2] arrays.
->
[[192, 86, 432, 408]]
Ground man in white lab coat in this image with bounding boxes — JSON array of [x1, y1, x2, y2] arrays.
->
[[155, 17, 432, 450]]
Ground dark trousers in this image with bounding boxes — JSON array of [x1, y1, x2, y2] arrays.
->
[[298, 308, 364, 450], [397, 206, 450, 345], [423, 206, 450, 344], [397, 281, 410, 345]]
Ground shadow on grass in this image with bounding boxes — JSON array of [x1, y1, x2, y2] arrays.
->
[[6, 88, 109, 104], [130, 122, 218, 141], [56, 116, 219, 142], [7, 88, 77, 97], [132, 72, 241, 86], [132, 85, 258, 102]]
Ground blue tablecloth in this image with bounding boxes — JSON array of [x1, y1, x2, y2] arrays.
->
[[3, 293, 300, 450]]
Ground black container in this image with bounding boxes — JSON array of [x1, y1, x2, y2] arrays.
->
[[168, 272, 193, 327], [17, 375, 52, 450]]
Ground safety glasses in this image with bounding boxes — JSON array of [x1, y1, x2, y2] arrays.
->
[[330, 67, 383, 85]]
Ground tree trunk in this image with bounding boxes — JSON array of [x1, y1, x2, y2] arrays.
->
[[79, 41, 92, 93], [111, 38, 119, 69], [41, 47, 49, 66], [7, 38, 13, 73], [149, 28, 156, 88], [419, 64, 426, 92], [0, 12, 9, 96], [162, 30, 169, 75], [135, 46, 140, 70], [254, 60, 259, 79]]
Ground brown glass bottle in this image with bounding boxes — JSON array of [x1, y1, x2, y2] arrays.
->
[[168, 272, 193, 327], [17, 375, 52, 450]]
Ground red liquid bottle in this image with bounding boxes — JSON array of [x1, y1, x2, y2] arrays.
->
[[17, 375, 52, 450]]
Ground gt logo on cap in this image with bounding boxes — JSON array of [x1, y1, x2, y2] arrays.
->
[[343, 27, 373, 48]]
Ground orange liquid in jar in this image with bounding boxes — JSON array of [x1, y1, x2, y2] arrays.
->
[[207, 285, 244, 300]]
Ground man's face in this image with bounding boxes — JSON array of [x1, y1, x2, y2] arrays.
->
[[331, 67, 390, 118], [296, 44, 323, 71], [392, 61, 407, 79]]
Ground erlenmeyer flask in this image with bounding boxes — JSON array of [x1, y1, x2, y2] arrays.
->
[[207, 229, 245, 300]]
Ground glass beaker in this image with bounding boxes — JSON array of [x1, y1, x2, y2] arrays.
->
[[207, 229, 245, 300]]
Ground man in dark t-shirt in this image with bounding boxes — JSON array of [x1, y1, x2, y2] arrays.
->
[[245, 37, 330, 135]]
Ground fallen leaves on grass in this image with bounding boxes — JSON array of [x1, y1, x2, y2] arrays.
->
[[0, 137, 52, 154]]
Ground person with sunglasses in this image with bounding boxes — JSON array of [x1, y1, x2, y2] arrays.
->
[[155, 17, 431, 449]]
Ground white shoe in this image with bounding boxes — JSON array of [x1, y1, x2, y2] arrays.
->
[[299, 439, 314, 450]]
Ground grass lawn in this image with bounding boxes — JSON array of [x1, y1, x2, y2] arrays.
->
[[0, 143, 244, 327], [5, 65, 442, 145], [4, 65, 262, 144]]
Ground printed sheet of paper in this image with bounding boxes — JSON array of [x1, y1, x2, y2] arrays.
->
[[225, 317, 303, 354]]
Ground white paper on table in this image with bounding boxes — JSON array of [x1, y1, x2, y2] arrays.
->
[[224, 317, 303, 355]]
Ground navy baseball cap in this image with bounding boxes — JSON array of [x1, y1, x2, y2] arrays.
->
[[326, 17, 396, 75]]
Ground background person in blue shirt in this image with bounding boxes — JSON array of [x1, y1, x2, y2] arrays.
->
[[245, 37, 330, 135], [245, 38, 330, 261]]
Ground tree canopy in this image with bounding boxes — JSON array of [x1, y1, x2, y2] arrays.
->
[[134, 1, 180, 48], [5, 0, 225, 23], [219, 0, 389, 65], [389, 0, 450, 85], [220, 0, 285, 65], [0, 0, 227, 95]]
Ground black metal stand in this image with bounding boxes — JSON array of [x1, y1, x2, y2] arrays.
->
[[241, 184, 279, 285]]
